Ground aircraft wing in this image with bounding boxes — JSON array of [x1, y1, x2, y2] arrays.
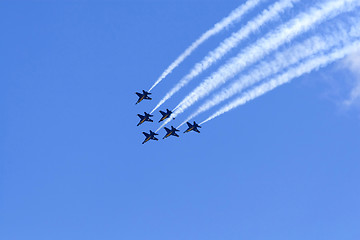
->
[[142, 132, 150, 138], [136, 92, 143, 97], [186, 122, 192, 128]]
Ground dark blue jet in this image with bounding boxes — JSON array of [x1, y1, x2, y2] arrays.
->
[[159, 109, 173, 122], [163, 126, 180, 139], [184, 121, 201, 133], [135, 90, 152, 104], [137, 112, 154, 126], [142, 130, 158, 144]]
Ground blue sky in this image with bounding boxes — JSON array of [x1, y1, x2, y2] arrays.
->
[[1, 1, 360, 239]]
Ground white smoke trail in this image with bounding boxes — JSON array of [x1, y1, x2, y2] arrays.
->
[[202, 40, 360, 124], [180, 19, 360, 127], [159, 0, 359, 131], [148, 0, 261, 92], [151, 0, 297, 113]]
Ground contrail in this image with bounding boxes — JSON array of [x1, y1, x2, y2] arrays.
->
[[159, 0, 359, 131], [151, 0, 297, 113], [180, 19, 360, 127], [202, 40, 360, 124], [148, 0, 261, 92]]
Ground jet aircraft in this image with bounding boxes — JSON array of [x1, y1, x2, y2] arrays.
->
[[135, 90, 152, 104], [137, 112, 154, 126], [184, 121, 201, 133], [159, 109, 173, 122], [142, 130, 158, 144], [163, 126, 180, 139]]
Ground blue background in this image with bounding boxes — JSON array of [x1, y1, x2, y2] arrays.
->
[[1, 1, 359, 239]]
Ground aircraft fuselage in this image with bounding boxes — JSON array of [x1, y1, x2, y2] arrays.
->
[[163, 133, 172, 139], [184, 127, 194, 133], [137, 95, 145, 104], [159, 114, 170, 122]]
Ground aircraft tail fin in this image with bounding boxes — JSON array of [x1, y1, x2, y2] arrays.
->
[[172, 126, 179, 132], [150, 130, 158, 135]]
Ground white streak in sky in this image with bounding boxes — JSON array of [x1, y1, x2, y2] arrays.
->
[[180, 19, 360, 126], [342, 41, 360, 106], [151, 0, 297, 113], [160, 0, 359, 131], [148, 0, 261, 92], [202, 40, 360, 124]]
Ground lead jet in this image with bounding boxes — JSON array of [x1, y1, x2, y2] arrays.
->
[[135, 90, 152, 104], [159, 109, 173, 122], [137, 112, 154, 126], [184, 121, 201, 133], [142, 130, 158, 144], [163, 126, 180, 139]]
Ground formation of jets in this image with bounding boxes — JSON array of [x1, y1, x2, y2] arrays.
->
[[136, 90, 202, 144]]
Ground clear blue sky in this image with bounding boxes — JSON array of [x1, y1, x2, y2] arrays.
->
[[1, 1, 359, 239]]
